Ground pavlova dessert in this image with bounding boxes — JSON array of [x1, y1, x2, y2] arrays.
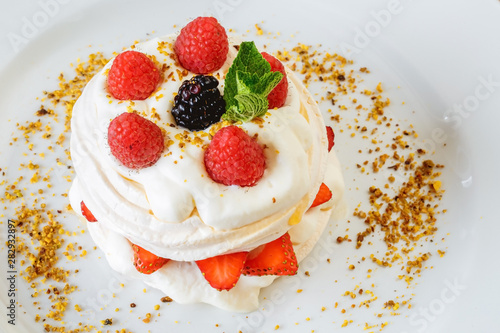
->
[[68, 17, 345, 312]]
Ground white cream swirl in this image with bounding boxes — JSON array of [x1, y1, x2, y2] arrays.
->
[[69, 35, 333, 261]]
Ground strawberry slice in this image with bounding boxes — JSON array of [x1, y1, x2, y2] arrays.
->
[[326, 126, 335, 152], [243, 232, 298, 276], [80, 201, 97, 222], [310, 183, 332, 208], [132, 244, 169, 274], [196, 252, 248, 291]]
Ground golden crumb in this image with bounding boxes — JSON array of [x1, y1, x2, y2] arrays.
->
[[142, 313, 152, 323]]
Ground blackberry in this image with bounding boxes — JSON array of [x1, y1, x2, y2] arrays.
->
[[171, 75, 226, 131]]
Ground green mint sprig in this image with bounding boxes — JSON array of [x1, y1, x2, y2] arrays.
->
[[222, 41, 283, 122]]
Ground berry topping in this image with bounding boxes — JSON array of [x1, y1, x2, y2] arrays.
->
[[132, 244, 170, 275], [204, 126, 266, 187], [107, 50, 161, 100], [326, 126, 335, 152], [261, 52, 288, 109], [108, 112, 164, 169], [310, 183, 332, 208], [171, 75, 226, 131], [174, 17, 229, 74], [80, 201, 97, 222], [196, 252, 248, 291], [243, 232, 298, 276]]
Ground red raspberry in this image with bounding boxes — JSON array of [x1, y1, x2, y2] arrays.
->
[[107, 50, 161, 100], [174, 17, 229, 74], [204, 126, 265, 187], [261, 52, 288, 109], [108, 112, 164, 169]]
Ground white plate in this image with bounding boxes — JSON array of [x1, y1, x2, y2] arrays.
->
[[1, 1, 500, 332]]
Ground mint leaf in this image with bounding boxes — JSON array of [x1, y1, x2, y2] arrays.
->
[[222, 105, 244, 122], [231, 42, 271, 78], [222, 94, 268, 122], [253, 71, 283, 96], [235, 71, 259, 95], [224, 42, 270, 109], [235, 93, 269, 119], [223, 41, 283, 122]]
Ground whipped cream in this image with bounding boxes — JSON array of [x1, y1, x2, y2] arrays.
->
[[69, 33, 346, 311], [74, 155, 342, 312]]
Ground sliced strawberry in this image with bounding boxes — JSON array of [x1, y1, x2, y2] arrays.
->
[[243, 232, 298, 276], [310, 183, 333, 208], [132, 244, 169, 274], [326, 126, 335, 152], [196, 252, 248, 291], [80, 201, 97, 222]]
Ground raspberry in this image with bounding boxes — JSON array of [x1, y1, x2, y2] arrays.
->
[[261, 52, 288, 109], [107, 112, 164, 169], [172, 75, 226, 131], [204, 126, 266, 187], [107, 50, 161, 100], [174, 17, 229, 74]]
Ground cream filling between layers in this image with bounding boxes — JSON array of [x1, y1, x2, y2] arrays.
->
[[70, 150, 344, 313]]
